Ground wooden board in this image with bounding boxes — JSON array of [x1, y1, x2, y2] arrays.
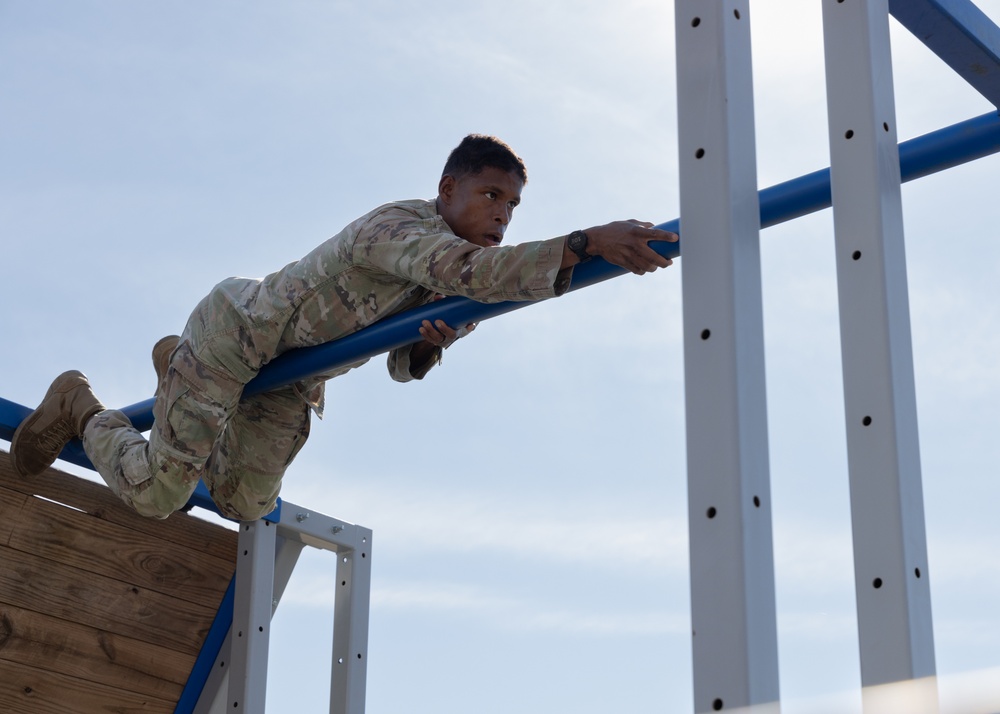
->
[[0, 453, 238, 562], [0, 450, 239, 713], [3, 485, 233, 605], [0, 603, 189, 700], [0, 658, 175, 714]]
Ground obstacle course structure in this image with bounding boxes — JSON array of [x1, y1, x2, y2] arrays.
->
[[2, 0, 1000, 711]]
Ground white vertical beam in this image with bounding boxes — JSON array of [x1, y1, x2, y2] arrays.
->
[[195, 535, 304, 714], [675, 1, 780, 712], [330, 525, 372, 714], [821, 0, 937, 706], [228, 519, 278, 713]]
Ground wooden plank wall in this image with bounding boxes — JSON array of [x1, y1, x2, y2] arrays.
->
[[0, 450, 238, 714]]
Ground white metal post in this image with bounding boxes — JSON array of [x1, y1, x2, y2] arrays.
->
[[195, 534, 305, 714], [228, 519, 278, 713], [821, 0, 937, 707], [675, 1, 780, 712], [330, 525, 372, 714]]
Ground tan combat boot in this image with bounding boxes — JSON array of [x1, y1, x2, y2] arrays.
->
[[10, 370, 105, 478], [152, 335, 180, 394], [153, 335, 181, 394]]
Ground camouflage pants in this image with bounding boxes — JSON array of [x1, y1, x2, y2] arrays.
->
[[82, 299, 313, 521]]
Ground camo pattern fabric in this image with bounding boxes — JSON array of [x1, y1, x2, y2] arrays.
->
[[82, 198, 571, 521]]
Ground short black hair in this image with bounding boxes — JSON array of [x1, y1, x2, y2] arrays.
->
[[442, 134, 528, 184]]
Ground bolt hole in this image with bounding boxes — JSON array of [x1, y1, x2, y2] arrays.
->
[[915, 567, 922, 578], [695, 148, 706, 159], [341, 580, 347, 586], [883, 122, 890, 132], [852, 250, 861, 260], [259, 626, 264, 632], [692, 16, 701, 27], [873, 577, 883, 589], [707, 507, 717, 519], [753, 496, 760, 508], [845, 129, 855, 139], [701, 329, 711, 340], [734, 9, 741, 19], [362, 552, 367, 558], [358, 653, 363, 659], [713, 699, 724, 711], [862, 416, 872, 426]]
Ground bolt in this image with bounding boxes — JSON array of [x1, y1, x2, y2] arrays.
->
[[331, 525, 345, 534], [296, 513, 309, 522]]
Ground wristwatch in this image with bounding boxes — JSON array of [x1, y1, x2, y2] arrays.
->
[[567, 229, 590, 262]]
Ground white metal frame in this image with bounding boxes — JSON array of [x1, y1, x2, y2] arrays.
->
[[675, 2, 781, 712], [193, 502, 373, 714], [822, 0, 937, 707]]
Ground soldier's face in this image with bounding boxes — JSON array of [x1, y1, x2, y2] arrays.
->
[[437, 167, 523, 249]]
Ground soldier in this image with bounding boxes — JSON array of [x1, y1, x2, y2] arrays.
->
[[11, 134, 677, 521]]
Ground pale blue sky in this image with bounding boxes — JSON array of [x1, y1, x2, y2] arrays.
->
[[2, 1, 999, 712]]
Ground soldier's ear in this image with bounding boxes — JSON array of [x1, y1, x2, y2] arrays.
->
[[438, 174, 456, 204]]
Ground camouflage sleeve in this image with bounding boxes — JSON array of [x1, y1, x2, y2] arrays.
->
[[386, 344, 441, 382], [353, 209, 572, 303]]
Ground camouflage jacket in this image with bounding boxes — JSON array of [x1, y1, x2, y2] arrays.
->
[[195, 199, 572, 415]]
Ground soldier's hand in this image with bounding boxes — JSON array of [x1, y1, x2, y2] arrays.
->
[[418, 318, 477, 349], [585, 220, 677, 275]]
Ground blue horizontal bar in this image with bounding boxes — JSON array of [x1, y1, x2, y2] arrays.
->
[[3, 111, 1000, 490], [889, 0, 1000, 108]]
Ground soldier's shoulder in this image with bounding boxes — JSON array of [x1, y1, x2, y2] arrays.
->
[[364, 198, 437, 224]]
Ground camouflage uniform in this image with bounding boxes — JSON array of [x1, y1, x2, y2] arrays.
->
[[83, 199, 571, 520]]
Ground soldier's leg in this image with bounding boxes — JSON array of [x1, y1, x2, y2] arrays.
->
[[82, 342, 244, 519], [202, 383, 311, 521]]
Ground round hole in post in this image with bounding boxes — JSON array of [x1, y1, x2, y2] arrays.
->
[[734, 9, 741, 19], [713, 699, 724, 711], [915, 567, 922, 578], [883, 122, 890, 132], [852, 250, 862, 261], [695, 147, 706, 159], [873, 577, 883, 589], [707, 507, 717, 519], [753, 496, 761, 508], [358, 653, 363, 659], [692, 16, 701, 27], [862, 416, 872, 426], [845, 129, 855, 139], [701, 329, 711, 340]]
